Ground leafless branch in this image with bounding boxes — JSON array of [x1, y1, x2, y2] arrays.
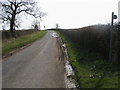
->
[[0, 0, 46, 32]]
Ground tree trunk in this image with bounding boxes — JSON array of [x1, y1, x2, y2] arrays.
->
[[10, 21, 16, 38], [10, 21, 13, 32], [10, 14, 16, 38]]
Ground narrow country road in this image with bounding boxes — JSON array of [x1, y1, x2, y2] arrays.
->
[[2, 31, 65, 88]]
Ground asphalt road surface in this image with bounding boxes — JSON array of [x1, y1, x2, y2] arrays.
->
[[2, 31, 65, 88]]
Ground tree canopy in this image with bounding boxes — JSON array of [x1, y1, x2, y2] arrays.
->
[[0, 0, 46, 36]]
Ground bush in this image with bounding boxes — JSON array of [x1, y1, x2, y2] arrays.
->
[[2, 29, 38, 41], [59, 25, 119, 62]]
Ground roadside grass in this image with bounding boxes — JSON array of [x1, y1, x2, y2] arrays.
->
[[56, 31, 119, 88], [3, 30, 47, 55]]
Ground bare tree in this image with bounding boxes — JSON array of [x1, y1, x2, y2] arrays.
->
[[0, 0, 46, 37], [55, 24, 59, 29], [32, 20, 40, 30]]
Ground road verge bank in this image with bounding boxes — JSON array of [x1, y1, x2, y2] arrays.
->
[[2, 30, 47, 59], [56, 30, 118, 88], [55, 32, 77, 88]]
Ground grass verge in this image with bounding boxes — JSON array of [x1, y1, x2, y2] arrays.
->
[[3, 30, 47, 55], [56, 31, 119, 88]]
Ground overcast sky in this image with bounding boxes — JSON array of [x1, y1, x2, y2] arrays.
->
[[0, 0, 119, 30], [38, 0, 119, 29]]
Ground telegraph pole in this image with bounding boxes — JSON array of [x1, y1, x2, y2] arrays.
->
[[109, 12, 117, 62]]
